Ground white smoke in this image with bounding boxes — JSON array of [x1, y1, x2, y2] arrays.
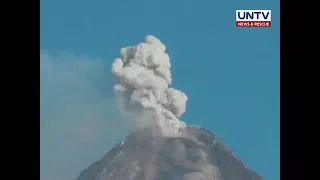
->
[[111, 35, 188, 136]]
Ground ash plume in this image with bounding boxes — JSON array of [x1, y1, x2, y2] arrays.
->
[[111, 35, 188, 136], [105, 36, 224, 180], [73, 35, 262, 180]]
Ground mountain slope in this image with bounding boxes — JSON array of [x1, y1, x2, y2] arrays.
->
[[76, 127, 262, 180]]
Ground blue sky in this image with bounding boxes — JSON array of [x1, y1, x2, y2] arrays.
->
[[40, 0, 279, 180]]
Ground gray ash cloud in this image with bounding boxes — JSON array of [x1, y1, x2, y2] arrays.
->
[[111, 35, 187, 136], [75, 36, 262, 180]]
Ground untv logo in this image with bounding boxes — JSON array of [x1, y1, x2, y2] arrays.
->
[[236, 10, 271, 27]]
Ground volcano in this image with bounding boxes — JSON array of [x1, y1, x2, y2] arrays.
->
[[75, 127, 262, 180]]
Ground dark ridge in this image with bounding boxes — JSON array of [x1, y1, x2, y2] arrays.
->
[[76, 127, 262, 180]]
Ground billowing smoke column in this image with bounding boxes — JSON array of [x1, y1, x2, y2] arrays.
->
[[112, 35, 188, 136], [75, 35, 262, 180]]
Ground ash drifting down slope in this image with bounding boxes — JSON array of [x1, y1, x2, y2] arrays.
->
[[76, 36, 262, 180]]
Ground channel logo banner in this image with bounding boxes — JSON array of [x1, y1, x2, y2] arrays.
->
[[236, 10, 271, 27]]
